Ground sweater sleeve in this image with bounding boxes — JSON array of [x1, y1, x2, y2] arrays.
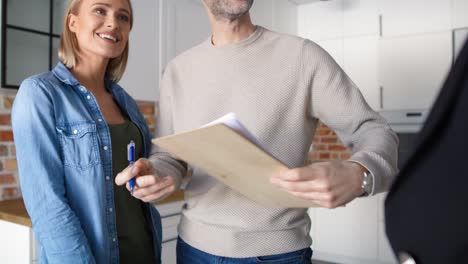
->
[[150, 63, 187, 187], [305, 40, 399, 194]]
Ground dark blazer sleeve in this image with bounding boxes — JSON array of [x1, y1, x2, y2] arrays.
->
[[384, 39, 468, 264]]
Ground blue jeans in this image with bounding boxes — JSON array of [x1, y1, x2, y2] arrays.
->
[[176, 237, 312, 264]]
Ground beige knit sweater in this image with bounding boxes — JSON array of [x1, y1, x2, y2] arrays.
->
[[151, 26, 398, 258]]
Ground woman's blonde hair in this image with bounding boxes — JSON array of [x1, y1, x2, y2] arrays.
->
[[58, 0, 133, 82]]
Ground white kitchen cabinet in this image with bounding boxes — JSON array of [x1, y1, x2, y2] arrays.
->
[[379, 31, 453, 110], [156, 200, 184, 264], [309, 196, 379, 263], [272, 0, 298, 35], [298, 0, 343, 41], [343, 0, 380, 37], [452, 0, 468, 29], [454, 28, 468, 59], [380, 0, 451, 37], [0, 220, 37, 264], [376, 193, 396, 263], [316, 39, 344, 68], [343, 35, 380, 110], [159, 0, 211, 88], [119, 0, 159, 101], [309, 193, 395, 264]]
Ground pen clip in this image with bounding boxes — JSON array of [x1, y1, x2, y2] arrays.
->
[[127, 140, 135, 164]]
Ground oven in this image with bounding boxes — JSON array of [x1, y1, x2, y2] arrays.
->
[[379, 109, 429, 170]]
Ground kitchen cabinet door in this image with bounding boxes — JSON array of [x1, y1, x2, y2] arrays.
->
[[380, 0, 451, 37], [452, 0, 468, 29], [454, 28, 468, 59], [376, 193, 396, 264], [162, 239, 177, 264], [272, 0, 298, 35], [309, 196, 380, 263], [159, 0, 211, 94], [119, 0, 159, 101], [343, 35, 380, 110], [379, 31, 453, 110], [343, 0, 380, 37], [0, 220, 36, 264], [297, 0, 343, 42]]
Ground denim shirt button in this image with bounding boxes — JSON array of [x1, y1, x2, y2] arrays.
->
[[109, 208, 113, 212], [98, 119, 103, 122], [106, 176, 110, 180], [73, 129, 78, 134], [112, 238, 116, 242], [103, 146, 108, 150], [86, 95, 91, 100]]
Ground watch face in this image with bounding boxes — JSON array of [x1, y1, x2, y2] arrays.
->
[[363, 171, 373, 195]]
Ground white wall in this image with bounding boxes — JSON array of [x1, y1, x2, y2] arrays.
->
[[119, 0, 160, 101]]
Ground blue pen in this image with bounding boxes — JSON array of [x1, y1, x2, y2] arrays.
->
[[127, 140, 136, 194]]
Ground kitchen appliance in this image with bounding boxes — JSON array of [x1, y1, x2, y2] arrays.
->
[[379, 109, 428, 169]]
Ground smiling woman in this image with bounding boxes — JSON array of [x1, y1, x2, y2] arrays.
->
[[10, 0, 162, 263]]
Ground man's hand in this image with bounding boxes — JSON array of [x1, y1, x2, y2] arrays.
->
[[270, 160, 366, 208], [115, 158, 178, 203]]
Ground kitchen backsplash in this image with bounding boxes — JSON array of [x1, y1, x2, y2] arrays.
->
[[0, 92, 157, 201], [0, 93, 350, 201]]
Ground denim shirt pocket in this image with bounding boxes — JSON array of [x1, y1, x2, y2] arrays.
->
[[56, 121, 101, 169]]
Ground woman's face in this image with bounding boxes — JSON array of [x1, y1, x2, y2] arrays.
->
[[69, 0, 132, 60]]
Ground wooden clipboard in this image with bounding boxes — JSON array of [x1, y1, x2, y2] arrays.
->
[[152, 124, 317, 208]]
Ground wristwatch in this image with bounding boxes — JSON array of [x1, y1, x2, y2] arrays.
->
[[361, 170, 374, 197]]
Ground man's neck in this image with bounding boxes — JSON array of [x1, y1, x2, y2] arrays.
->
[[210, 14, 256, 46]]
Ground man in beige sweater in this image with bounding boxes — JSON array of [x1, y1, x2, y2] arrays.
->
[[116, 0, 398, 262]]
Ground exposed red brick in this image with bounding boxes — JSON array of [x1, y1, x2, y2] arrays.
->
[[9, 145, 15, 156], [144, 116, 155, 126], [312, 137, 320, 143], [321, 137, 337, 144], [2, 187, 19, 200], [328, 144, 347, 151], [0, 131, 14, 142], [315, 129, 331, 136], [3, 159, 17, 171], [313, 144, 327, 151], [0, 114, 11, 125], [136, 101, 155, 115], [0, 174, 16, 184], [0, 145, 8, 156], [331, 153, 340, 159], [319, 153, 331, 160], [3, 97, 14, 110]]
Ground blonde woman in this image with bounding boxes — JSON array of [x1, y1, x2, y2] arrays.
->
[[12, 0, 161, 263]]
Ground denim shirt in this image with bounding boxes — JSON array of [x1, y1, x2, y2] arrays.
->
[[11, 63, 162, 264]]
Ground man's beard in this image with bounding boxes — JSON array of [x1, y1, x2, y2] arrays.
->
[[205, 0, 254, 22]]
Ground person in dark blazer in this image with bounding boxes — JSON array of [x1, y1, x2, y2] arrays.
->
[[385, 38, 468, 264]]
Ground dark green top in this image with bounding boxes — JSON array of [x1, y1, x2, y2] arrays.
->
[[109, 119, 154, 264]]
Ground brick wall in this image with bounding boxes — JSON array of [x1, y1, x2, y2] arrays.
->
[[308, 122, 351, 163], [0, 92, 156, 201]]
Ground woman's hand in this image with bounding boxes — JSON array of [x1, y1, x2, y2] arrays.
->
[[115, 158, 179, 202]]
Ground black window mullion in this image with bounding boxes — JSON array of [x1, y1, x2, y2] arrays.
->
[[1, 0, 59, 88], [2, 0, 8, 88]]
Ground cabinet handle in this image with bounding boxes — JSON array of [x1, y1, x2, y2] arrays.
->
[[380, 86, 384, 109], [379, 15, 383, 36], [406, 112, 422, 117]]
